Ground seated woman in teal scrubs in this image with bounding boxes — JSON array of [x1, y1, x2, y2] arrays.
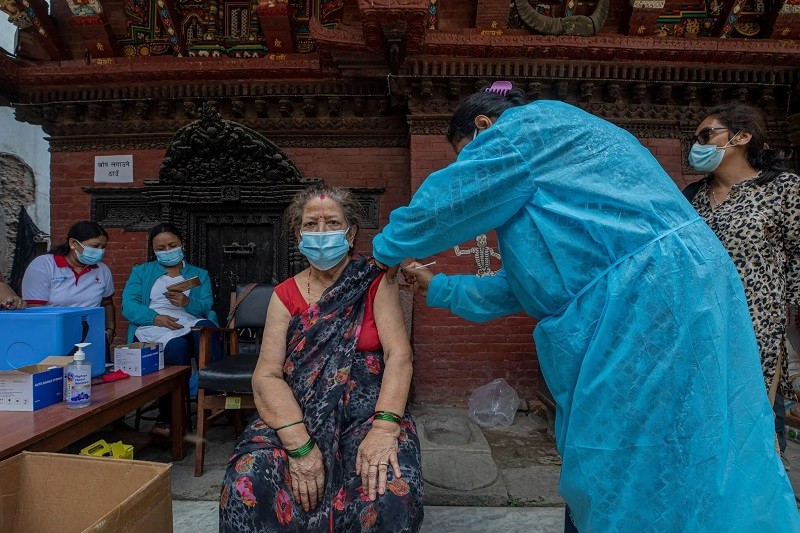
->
[[122, 223, 219, 437], [374, 82, 799, 531]]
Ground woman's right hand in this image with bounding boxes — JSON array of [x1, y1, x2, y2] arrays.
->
[[154, 314, 182, 330], [287, 445, 325, 512]]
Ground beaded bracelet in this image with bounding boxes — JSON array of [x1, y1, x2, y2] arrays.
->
[[286, 436, 316, 458], [274, 420, 304, 432]]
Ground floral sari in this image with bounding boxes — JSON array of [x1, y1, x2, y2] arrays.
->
[[219, 258, 423, 532]]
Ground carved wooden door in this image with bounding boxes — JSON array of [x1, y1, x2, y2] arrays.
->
[[190, 212, 282, 323]]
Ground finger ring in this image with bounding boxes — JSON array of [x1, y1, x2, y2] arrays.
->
[[368, 464, 378, 469], [379, 462, 389, 466]]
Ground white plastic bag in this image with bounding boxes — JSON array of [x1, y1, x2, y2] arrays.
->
[[468, 378, 520, 428]]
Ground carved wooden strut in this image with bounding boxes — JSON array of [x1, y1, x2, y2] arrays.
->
[[514, 0, 610, 36]]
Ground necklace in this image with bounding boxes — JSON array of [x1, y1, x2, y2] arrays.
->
[[710, 186, 719, 207]]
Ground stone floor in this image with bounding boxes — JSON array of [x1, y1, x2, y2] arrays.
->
[[126, 401, 800, 531], [172, 501, 566, 533]]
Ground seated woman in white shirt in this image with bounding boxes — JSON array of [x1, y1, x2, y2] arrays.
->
[[122, 223, 219, 437], [22, 221, 116, 349]]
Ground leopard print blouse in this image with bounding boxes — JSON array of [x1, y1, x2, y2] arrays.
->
[[690, 170, 800, 397]]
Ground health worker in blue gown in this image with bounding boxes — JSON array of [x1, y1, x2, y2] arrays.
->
[[372, 82, 799, 532]]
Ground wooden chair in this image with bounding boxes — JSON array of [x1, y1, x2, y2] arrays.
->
[[192, 284, 274, 476]]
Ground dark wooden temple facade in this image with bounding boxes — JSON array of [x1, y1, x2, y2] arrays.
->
[[1, 0, 798, 403]]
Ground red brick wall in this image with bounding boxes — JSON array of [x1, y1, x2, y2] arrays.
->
[[49, 147, 411, 345], [439, 0, 478, 30], [639, 137, 703, 190], [50, 150, 163, 344], [407, 135, 539, 405], [48, 134, 696, 405]]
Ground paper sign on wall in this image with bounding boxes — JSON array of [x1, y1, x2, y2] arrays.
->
[[94, 155, 133, 183]]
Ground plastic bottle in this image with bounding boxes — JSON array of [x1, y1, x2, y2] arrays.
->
[[66, 342, 92, 409]]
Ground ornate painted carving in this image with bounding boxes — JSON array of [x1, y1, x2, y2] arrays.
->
[[514, 0, 610, 36], [0, 0, 68, 59], [65, 0, 104, 16], [159, 103, 303, 184], [359, 0, 428, 72]]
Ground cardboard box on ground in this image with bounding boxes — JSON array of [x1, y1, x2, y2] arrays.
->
[[0, 452, 172, 533]]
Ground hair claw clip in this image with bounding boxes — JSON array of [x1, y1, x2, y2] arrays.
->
[[484, 81, 513, 95]]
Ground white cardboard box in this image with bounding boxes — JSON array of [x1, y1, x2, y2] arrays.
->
[[0, 356, 73, 412], [114, 342, 164, 377]]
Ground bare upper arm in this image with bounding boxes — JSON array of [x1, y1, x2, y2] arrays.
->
[[373, 276, 412, 359], [254, 292, 292, 381]]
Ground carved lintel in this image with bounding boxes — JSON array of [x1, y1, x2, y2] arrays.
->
[[159, 103, 303, 184]]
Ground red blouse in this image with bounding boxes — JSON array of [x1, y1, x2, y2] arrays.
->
[[274, 273, 384, 352]]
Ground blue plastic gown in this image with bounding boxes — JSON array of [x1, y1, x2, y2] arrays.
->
[[373, 101, 800, 531]]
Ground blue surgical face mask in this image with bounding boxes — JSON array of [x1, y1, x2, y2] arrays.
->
[[688, 134, 738, 173], [76, 241, 105, 265], [155, 247, 184, 267], [299, 228, 350, 271]]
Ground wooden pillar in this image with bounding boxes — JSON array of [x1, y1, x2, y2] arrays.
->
[[766, 0, 800, 40], [257, 0, 295, 53], [475, 0, 510, 29], [623, 0, 665, 36]]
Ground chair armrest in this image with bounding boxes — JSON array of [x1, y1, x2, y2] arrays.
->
[[194, 325, 241, 368]]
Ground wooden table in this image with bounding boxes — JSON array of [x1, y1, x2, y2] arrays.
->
[[0, 365, 189, 461]]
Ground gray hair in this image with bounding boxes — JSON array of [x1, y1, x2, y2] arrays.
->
[[285, 184, 364, 234]]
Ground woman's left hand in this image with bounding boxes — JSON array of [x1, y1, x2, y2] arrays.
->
[[164, 290, 189, 307], [356, 421, 402, 501], [0, 295, 26, 310]]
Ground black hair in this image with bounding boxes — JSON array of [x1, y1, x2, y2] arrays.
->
[[50, 220, 108, 256], [148, 223, 185, 247], [710, 102, 788, 172], [445, 83, 529, 145]]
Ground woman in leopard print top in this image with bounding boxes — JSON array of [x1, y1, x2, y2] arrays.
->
[[684, 102, 799, 459]]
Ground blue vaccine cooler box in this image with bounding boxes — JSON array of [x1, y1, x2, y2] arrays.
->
[[0, 307, 106, 378]]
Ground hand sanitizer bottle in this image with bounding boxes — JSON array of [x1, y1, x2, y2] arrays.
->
[[66, 343, 92, 409]]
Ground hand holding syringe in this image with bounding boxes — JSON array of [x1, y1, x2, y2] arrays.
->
[[399, 261, 437, 295]]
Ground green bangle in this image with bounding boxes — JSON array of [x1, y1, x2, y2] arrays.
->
[[286, 436, 315, 458], [274, 420, 304, 432], [373, 413, 401, 424], [374, 410, 402, 421]]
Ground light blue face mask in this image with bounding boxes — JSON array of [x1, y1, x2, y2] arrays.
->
[[76, 242, 105, 265], [688, 134, 738, 173], [155, 247, 184, 267], [299, 228, 350, 271]]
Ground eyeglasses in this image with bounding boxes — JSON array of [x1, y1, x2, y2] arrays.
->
[[691, 127, 728, 145]]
